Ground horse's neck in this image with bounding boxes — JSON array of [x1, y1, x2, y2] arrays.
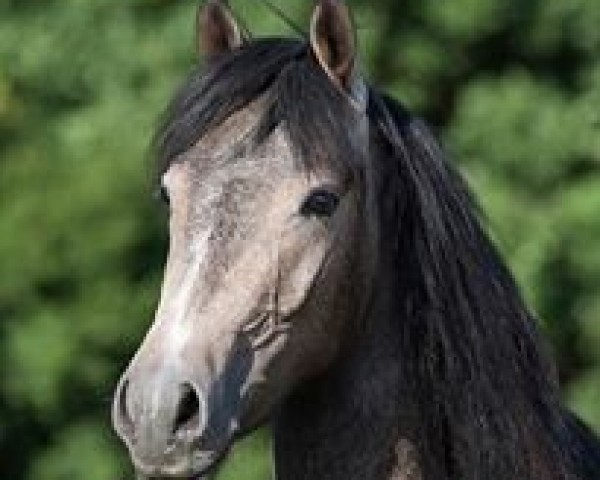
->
[[273, 302, 421, 480]]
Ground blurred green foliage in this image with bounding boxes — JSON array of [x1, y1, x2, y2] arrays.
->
[[0, 1, 599, 479]]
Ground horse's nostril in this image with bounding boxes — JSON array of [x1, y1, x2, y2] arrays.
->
[[114, 379, 135, 438], [173, 383, 202, 439]]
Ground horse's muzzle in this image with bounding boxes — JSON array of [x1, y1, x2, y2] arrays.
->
[[112, 369, 228, 478]]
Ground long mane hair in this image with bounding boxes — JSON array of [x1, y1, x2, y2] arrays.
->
[[155, 38, 600, 480], [369, 93, 600, 479]]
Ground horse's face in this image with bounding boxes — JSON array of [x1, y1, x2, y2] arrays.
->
[[114, 104, 362, 476], [112, 2, 365, 477]]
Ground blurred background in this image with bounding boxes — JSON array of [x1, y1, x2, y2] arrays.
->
[[1, 0, 599, 479]]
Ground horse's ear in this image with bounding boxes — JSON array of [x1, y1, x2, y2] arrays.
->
[[197, 0, 243, 58], [309, 0, 358, 92]]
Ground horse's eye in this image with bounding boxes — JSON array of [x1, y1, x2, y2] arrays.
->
[[300, 189, 340, 218]]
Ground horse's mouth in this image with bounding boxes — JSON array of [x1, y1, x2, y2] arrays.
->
[[134, 444, 231, 480]]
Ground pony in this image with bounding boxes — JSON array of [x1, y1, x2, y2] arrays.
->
[[112, 1, 600, 479]]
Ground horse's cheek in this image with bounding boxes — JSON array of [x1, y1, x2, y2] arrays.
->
[[277, 244, 329, 317]]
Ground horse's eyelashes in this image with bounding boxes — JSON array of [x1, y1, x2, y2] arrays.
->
[[300, 189, 340, 218]]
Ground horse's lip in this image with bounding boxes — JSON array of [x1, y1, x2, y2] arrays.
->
[[132, 443, 231, 480]]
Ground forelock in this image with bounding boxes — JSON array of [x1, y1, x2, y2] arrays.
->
[[154, 38, 364, 184]]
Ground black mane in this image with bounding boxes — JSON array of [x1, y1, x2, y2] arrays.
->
[[369, 94, 600, 479], [155, 38, 600, 480]]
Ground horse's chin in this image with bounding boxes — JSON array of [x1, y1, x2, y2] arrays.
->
[[195, 444, 232, 479], [188, 449, 229, 480], [185, 419, 266, 479]]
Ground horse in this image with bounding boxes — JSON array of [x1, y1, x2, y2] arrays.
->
[[111, 1, 600, 479]]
